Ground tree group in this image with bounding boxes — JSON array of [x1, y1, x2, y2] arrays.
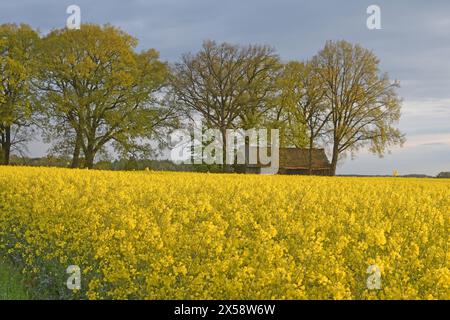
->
[[0, 23, 404, 174]]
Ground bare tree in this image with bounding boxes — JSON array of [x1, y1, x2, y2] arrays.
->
[[37, 24, 172, 169], [278, 60, 331, 174], [171, 40, 280, 171]]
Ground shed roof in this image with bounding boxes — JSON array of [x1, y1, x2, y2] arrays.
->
[[247, 147, 330, 169]]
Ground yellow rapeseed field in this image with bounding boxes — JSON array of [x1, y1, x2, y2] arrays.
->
[[0, 166, 449, 299]]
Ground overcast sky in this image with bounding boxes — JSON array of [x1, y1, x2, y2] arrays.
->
[[1, 0, 449, 175]]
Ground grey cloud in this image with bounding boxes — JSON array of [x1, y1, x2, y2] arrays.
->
[[420, 143, 447, 146]]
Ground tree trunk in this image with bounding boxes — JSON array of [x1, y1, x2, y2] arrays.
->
[[330, 141, 339, 176], [71, 131, 82, 168], [1, 126, 12, 165], [244, 136, 249, 174]]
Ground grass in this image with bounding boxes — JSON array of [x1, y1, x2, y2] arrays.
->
[[0, 257, 29, 300]]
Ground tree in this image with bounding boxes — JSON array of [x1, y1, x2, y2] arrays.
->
[[313, 40, 405, 175], [278, 60, 330, 174], [0, 24, 39, 165], [171, 40, 280, 171], [37, 24, 173, 168], [437, 172, 450, 179]]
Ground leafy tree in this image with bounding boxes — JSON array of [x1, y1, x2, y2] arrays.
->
[[437, 172, 450, 179], [313, 40, 405, 175], [0, 24, 39, 165], [37, 24, 173, 168]]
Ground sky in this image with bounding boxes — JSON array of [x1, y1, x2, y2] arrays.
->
[[1, 0, 449, 175]]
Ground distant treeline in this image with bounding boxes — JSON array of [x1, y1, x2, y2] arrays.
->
[[437, 172, 450, 178], [8, 155, 450, 178]]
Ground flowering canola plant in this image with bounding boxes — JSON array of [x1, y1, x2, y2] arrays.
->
[[0, 166, 448, 299]]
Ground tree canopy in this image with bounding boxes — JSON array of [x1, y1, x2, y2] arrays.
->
[[0, 23, 405, 175], [0, 23, 39, 165], [312, 40, 404, 175], [37, 24, 173, 168], [171, 40, 281, 170]]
